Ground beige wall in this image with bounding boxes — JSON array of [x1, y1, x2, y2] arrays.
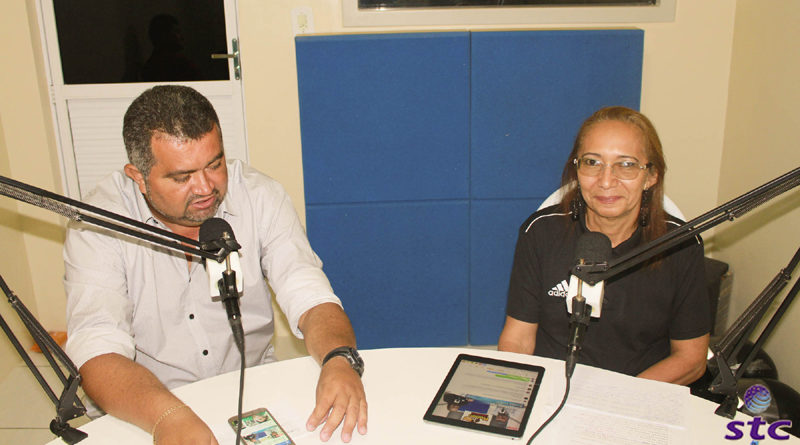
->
[[0, 0, 67, 328], [0, 116, 36, 380], [0, 1, 65, 378], [713, 0, 800, 389], [1, 1, 746, 367]]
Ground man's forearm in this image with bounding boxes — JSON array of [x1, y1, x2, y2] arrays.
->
[[298, 302, 367, 443], [79, 353, 186, 431], [298, 302, 357, 363]]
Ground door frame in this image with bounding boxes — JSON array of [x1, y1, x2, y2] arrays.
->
[[35, 0, 248, 199]]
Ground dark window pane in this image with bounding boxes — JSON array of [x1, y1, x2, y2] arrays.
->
[[53, 0, 229, 84]]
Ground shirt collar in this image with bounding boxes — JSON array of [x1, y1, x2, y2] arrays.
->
[[216, 189, 237, 218], [576, 213, 643, 257], [128, 181, 161, 228]]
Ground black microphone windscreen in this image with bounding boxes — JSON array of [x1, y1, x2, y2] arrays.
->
[[574, 232, 612, 264], [199, 217, 234, 243]]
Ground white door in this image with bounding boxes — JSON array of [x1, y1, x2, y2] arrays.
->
[[37, 0, 248, 199]]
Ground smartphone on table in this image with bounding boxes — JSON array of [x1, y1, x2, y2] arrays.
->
[[228, 407, 295, 445]]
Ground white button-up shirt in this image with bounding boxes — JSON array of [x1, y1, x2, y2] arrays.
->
[[64, 160, 341, 389]]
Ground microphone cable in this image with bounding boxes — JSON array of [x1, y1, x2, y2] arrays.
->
[[220, 250, 245, 445], [234, 344, 245, 445], [221, 265, 245, 445], [526, 231, 607, 443], [200, 218, 246, 445], [526, 300, 588, 442], [525, 375, 571, 444]]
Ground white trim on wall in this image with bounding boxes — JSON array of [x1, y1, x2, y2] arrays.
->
[[342, 0, 676, 27]]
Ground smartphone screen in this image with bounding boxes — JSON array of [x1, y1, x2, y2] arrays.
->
[[228, 408, 295, 445]]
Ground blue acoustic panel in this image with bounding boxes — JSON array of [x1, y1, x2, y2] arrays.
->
[[296, 33, 470, 205], [306, 201, 470, 349], [297, 30, 645, 349], [470, 29, 644, 200], [469, 199, 545, 345]]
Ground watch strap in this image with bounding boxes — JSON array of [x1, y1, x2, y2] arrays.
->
[[322, 346, 364, 377]]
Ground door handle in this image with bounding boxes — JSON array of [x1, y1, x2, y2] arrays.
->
[[211, 38, 241, 80]]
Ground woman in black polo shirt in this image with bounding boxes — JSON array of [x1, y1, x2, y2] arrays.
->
[[498, 106, 710, 385]]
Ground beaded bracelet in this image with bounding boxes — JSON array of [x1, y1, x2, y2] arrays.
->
[[151, 403, 191, 444]]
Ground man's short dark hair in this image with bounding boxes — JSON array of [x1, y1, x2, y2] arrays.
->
[[122, 85, 221, 177]]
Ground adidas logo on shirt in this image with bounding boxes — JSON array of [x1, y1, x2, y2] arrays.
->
[[548, 279, 570, 298]]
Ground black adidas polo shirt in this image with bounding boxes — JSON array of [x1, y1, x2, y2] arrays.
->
[[506, 206, 711, 376]]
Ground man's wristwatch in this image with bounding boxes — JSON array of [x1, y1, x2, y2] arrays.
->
[[321, 346, 364, 377]]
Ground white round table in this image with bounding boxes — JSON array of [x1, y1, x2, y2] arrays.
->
[[47, 348, 799, 445]]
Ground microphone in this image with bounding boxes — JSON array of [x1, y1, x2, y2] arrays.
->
[[565, 232, 612, 378], [199, 218, 245, 354]]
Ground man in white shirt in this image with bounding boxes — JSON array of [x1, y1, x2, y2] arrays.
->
[[64, 85, 367, 445]]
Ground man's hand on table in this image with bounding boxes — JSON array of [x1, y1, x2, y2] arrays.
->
[[306, 357, 368, 443]]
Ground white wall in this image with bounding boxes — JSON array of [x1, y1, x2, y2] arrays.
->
[[713, 0, 800, 389]]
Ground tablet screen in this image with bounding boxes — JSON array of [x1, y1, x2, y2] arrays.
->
[[423, 354, 545, 438]]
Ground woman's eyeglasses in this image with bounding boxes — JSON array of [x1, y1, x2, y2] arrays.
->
[[573, 156, 651, 180]]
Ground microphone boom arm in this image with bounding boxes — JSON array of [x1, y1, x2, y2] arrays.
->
[[707, 246, 800, 418], [0, 274, 87, 444], [0, 175, 232, 262], [0, 175, 243, 442], [574, 166, 800, 285], [570, 165, 800, 419]]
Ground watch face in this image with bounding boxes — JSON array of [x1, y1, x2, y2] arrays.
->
[[324, 347, 364, 377], [345, 348, 364, 376]]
